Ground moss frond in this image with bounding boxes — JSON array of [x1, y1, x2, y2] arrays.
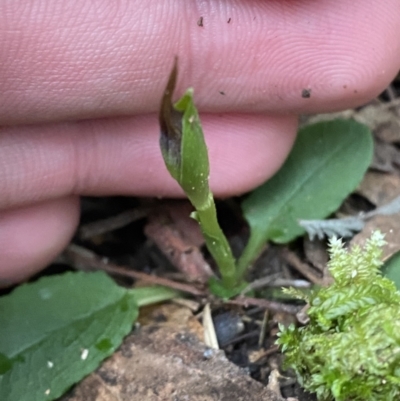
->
[[277, 231, 400, 401]]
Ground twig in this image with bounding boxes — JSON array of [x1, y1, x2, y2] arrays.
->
[[258, 310, 269, 347], [241, 274, 280, 294], [248, 345, 279, 364], [79, 207, 149, 240], [242, 274, 311, 294], [281, 249, 328, 286], [61, 245, 304, 315], [385, 84, 397, 102], [227, 296, 302, 315], [222, 330, 260, 346], [62, 244, 206, 296]]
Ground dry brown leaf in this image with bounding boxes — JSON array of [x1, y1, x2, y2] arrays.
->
[[144, 200, 213, 282], [356, 99, 400, 143], [351, 214, 400, 261], [304, 98, 400, 140], [357, 171, 400, 206], [354, 171, 400, 260]]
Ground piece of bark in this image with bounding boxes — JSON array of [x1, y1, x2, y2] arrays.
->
[[145, 200, 214, 283], [60, 323, 284, 401]]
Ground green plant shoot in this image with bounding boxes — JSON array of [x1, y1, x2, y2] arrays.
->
[[159, 59, 243, 294], [277, 232, 400, 401]]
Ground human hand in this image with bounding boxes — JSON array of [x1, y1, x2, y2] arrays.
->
[[1, 0, 399, 286]]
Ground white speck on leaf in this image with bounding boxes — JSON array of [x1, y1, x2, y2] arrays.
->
[[81, 348, 89, 360], [38, 288, 52, 300], [45, 389, 50, 395], [47, 361, 54, 368]]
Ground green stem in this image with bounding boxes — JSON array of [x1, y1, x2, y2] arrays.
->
[[236, 231, 265, 278], [194, 195, 238, 289]]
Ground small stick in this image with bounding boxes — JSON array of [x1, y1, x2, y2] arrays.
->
[[79, 207, 149, 240], [61, 245, 303, 314], [62, 244, 206, 296], [227, 296, 302, 315], [281, 249, 326, 286], [258, 310, 269, 347]]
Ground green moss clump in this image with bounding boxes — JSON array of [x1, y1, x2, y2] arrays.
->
[[277, 232, 400, 401]]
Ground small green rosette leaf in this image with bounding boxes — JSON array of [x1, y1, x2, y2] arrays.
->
[[174, 89, 211, 209], [382, 250, 400, 290], [0, 271, 139, 401], [239, 119, 373, 272]]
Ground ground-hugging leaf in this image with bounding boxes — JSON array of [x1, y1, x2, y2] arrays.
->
[[0, 271, 139, 401], [382, 251, 400, 290], [238, 119, 373, 271]]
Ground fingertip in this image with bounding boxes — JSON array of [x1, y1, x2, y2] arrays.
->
[[204, 113, 298, 196], [0, 196, 79, 287], [0, 113, 298, 205]]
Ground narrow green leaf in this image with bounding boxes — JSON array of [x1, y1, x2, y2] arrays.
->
[[238, 119, 373, 271], [174, 88, 211, 209], [0, 271, 138, 401], [159, 58, 210, 209]]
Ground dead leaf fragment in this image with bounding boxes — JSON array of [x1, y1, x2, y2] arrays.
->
[[354, 171, 400, 260], [203, 303, 219, 349], [357, 171, 400, 206], [351, 214, 400, 261], [145, 200, 213, 282]]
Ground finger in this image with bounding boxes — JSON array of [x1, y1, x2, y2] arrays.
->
[[1, 0, 399, 124], [0, 196, 79, 287], [0, 113, 297, 209]]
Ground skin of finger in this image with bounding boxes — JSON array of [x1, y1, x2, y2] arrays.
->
[[0, 196, 80, 287], [0, 113, 297, 210], [0, 1, 399, 124]]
